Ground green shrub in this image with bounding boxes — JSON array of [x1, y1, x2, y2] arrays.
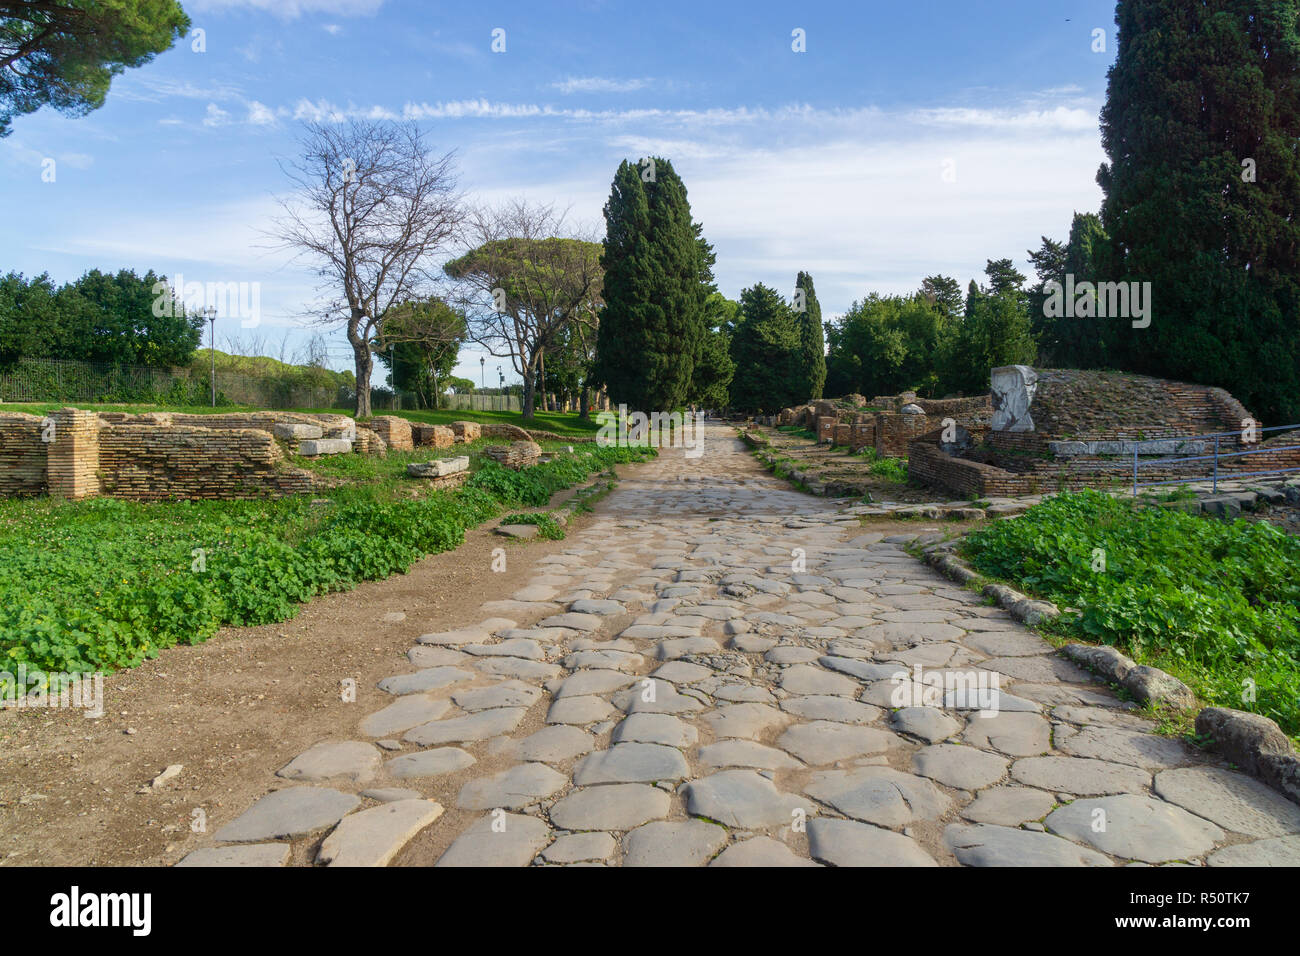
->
[[962, 490, 1300, 737]]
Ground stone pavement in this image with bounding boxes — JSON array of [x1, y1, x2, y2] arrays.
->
[[180, 424, 1300, 867]]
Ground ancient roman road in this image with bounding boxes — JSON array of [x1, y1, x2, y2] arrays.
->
[[181, 423, 1300, 867]]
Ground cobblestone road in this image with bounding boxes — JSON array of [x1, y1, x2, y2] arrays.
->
[[181, 424, 1300, 867]]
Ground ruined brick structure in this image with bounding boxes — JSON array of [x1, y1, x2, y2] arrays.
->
[[909, 369, 1298, 497]]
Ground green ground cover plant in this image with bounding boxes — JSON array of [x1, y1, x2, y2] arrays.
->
[[0, 442, 651, 685], [961, 490, 1300, 737]]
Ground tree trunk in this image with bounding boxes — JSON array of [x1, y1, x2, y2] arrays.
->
[[354, 346, 373, 418], [522, 373, 536, 419], [580, 387, 590, 420]]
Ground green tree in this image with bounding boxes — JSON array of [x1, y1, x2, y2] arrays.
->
[[689, 292, 737, 409], [377, 298, 466, 409], [594, 157, 711, 411], [1, 0, 190, 136], [729, 283, 805, 413], [793, 271, 826, 400], [1097, 0, 1300, 422], [920, 274, 964, 323]]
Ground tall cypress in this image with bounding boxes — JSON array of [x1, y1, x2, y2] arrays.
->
[[728, 283, 803, 413], [594, 156, 710, 411], [1098, 0, 1300, 422], [794, 271, 826, 400]]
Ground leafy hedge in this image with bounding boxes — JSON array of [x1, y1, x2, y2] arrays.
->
[[962, 490, 1300, 737], [0, 444, 651, 682]]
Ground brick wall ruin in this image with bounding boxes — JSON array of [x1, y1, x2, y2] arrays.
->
[[909, 370, 1300, 497]]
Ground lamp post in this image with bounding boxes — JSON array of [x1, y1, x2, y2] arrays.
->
[[204, 306, 218, 407], [498, 366, 504, 410], [480, 356, 485, 389]]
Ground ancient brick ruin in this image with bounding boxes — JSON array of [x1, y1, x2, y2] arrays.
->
[[778, 393, 992, 458], [0, 408, 498, 501], [909, 367, 1300, 497]]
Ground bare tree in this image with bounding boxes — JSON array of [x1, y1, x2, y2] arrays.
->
[[271, 119, 461, 417], [444, 200, 602, 419]]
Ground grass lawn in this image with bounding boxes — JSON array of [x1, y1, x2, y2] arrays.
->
[[0, 402, 603, 437]]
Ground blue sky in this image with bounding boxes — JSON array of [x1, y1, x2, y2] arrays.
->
[[2, 0, 1120, 386]]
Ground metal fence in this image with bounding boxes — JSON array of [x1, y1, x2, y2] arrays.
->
[[1131, 423, 1300, 494], [441, 392, 522, 412]]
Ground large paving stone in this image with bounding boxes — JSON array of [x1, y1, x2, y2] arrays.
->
[[540, 831, 617, 864], [1058, 725, 1196, 770], [807, 818, 937, 867], [682, 771, 807, 827], [461, 638, 546, 660], [1206, 834, 1300, 867], [546, 695, 618, 725], [386, 747, 476, 780], [623, 821, 728, 866], [961, 787, 1057, 826], [778, 664, 859, 697], [1154, 767, 1300, 838], [653, 636, 723, 660], [549, 784, 670, 831], [539, 612, 605, 631], [611, 713, 698, 748], [709, 837, 820, 867], [457, 763, 569, 810], [403, 707, 527, 746], [777, 721, 900, 765], [781, 695, 883, 725], [698, 739, 804, 771], [1044, 795, 1225, 864], [945, 823, 1113, 867], [909, 743, 1008, 790], [317, 799, 444, 867], [214, 787, 361, 842], [378, 667, 474, 695], [471, 657, 564, 681], [615, 680, 707, 715], [451, 680, 543, 712], [551, 670, 637, 698], [175, 844, 290, 867], [961, 711, 1051, 757], [276, 741, 381, 784], [1011, 756, 1151, 796], [805, 766, 951, 827], [572, 743, 691, 785], [360, 696, 451, 738], [891, 707, 962, 743], [435, 812, 551, 866], [499, 725, 595, 762]]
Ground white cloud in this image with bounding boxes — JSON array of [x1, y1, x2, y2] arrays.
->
[[552, 76, 652, 95], [202, 103, 231, 127], [322, 23, 343, 35], [247, 100, 277, 126]]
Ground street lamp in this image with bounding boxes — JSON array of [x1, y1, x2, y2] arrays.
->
[[203, 306, 218, 407], [480, 356, 485, 389]]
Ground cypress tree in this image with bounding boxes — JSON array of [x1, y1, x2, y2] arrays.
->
[[1098, 0, 1300, 422], [728, 283, 803, 413], [794, 271, 826, 400], [594, 156, 710, 411]]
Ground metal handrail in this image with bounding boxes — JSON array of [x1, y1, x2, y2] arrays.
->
[[1129, 423, 1300, 495]]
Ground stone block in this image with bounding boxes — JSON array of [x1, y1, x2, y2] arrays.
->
[[273, 423, 324, 440], [299, 438, 353, 456], [449, 421, 482, 442], [407, 456, 469, 478]]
